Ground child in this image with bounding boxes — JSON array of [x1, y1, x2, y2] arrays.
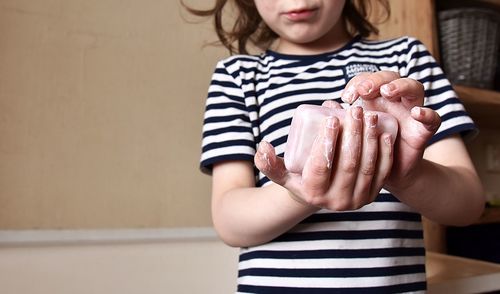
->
[[189, 0, 485, 292]]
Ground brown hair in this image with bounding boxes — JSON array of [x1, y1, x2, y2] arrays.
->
[[182, 0, 390, 55]]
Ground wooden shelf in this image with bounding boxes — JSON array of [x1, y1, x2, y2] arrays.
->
[[426, 251, 500, 293], [454, 85, 500, 128]]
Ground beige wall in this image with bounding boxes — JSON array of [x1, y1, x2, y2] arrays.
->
[[0, 0, 227, 228], [0, 235, 239, 294]]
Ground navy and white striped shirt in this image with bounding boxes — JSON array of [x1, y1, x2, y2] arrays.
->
[[200, 36, 475, 293]]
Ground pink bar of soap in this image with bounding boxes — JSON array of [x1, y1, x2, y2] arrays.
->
[[284, 104, 398, 173]]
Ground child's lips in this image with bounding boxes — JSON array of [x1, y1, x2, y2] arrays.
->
[[284, 8, 318, 21]]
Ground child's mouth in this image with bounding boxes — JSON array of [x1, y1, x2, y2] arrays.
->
[[284, 8, 318, 21]]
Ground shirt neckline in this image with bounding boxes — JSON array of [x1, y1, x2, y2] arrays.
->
[[265, 35, 361, 60]]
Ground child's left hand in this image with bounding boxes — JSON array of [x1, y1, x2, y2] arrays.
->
[[341, 71, 442, 190]]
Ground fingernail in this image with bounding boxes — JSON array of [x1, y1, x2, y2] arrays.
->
[[384, 134, 392, 146], [380, 83, 396, 96], [323, 117, 337, 138], [358, 80, 373, 95], [411, 106, 422, 116], [326, 116, 338, 129], [262, 151, 270, 167], [323, 100, 340, 109], [351, 106, 363, 120], [257, 141, 271, 154], [364, 112, 377, 128], [322, 100, 334, 108], [342, 85, 357, 104], [257, 142, 272, 168]]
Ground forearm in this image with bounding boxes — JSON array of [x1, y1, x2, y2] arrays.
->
[[212, 183, 318, 247], [387, 159, 484, 226]]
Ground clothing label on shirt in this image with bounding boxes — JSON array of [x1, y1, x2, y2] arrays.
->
[[343, 63, 380, 81]]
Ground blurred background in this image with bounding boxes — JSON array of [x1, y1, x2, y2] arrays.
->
[[0, 1, 239, 293], [0, 0, 227, 230]]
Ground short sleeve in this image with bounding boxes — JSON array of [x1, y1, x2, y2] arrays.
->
[[199, 60, 256, 174], [403, 37, 477, 145]]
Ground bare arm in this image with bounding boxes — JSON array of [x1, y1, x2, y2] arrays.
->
[[211, 160, 317, 247], [388, 134, 485, 226]]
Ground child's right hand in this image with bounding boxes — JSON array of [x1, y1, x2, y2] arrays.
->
[[254, 100, 394, 211]]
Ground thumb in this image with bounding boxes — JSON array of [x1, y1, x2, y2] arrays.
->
[[254, 141, 289, 186]]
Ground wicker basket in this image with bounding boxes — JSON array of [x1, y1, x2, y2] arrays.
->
[[439, 8, 500, 89]]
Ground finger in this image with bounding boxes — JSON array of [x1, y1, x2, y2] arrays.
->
[[326, 106, 363, 210], [341, 72, 372, 104], [302, 116, 340, 205], [410, 106, 442, 134], [322, 100, 343, 109], [399, 106, 441, 151], [254, 141, 288, 186], [380, 78, 425, 109], [369, 133, 394, 201], [352, 112, 379, 208], [355, 71, 401, 100]]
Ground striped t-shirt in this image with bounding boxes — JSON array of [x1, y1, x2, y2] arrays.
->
[[200, 36, 475, 293]]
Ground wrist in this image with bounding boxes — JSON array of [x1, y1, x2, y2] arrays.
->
[[385, 159, 427, 197], [287, 190, 319, 210]]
